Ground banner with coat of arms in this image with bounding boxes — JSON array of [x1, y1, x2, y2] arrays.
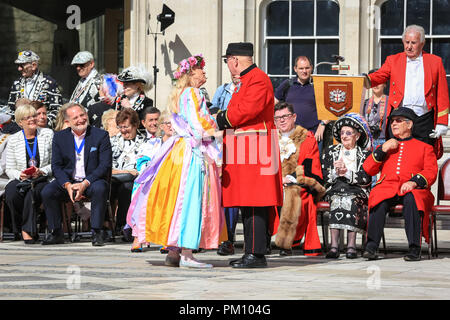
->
[[312, 75, 366, 121]]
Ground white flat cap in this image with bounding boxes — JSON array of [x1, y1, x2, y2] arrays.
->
[[15, 51, 40, 64], [0, 114, 11, 124], [71, 51, 94, 65]]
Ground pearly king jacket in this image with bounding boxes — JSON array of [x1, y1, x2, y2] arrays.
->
[[8, 71, 62, 128]]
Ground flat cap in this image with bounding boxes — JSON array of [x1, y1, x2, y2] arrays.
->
[[15, 51, 40, 64], [71, 51, 94, 65], [222, 42, 254, 57]]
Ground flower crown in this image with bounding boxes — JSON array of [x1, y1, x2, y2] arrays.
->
[[173, 54, 205, 79]]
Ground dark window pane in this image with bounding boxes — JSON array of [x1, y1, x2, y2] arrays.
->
[[381, 0, 404, 36], [317, 39, 339, 74], [316, 0, 339, 36], [433, 39, 450, 74], [381, 39, 404, 65], [292, 40, 315, 67], [292, 0, 314, 36], [270, 76, 289, 90], [406, 0, 430, 34], [433, 0, 450, 35], [267, 1, 289, 36], [267, 40, 290, 75]]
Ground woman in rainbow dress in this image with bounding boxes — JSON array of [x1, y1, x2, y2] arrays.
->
[[127, 54, 225, 269]]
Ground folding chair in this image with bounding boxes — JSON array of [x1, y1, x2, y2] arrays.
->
[[432, 158, 450, 257]]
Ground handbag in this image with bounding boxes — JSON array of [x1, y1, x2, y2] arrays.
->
[[111, 173, 136, 183], [16, 175, 48, 196]]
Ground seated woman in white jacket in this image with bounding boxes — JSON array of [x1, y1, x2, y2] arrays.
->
[[5, 104, 53, 244]]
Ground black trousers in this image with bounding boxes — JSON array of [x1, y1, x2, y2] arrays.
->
[[42, 179, 108, 232], [5, 179, 48, 235], [367, 193, 422, 251], [110, 180, 133, 229], [240, 206, 269, 256]]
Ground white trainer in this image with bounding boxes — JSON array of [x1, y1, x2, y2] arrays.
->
[[179, 257, 213, 269]]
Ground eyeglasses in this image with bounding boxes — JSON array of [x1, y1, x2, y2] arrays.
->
[[162, 121, 171, 125], [391, 118, 411, 124], [117, 125, 132, 130], [274, 114, 293, 122], [22, 115, 37, 121], [223, 56, 237, 64], [340, 130, 355, 136]]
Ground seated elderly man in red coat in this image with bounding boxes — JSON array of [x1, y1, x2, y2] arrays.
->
[[363, 107, 438, 261]]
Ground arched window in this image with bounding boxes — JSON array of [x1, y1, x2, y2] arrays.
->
[[263, 0, 340, 88], [379, 0, 450, 88]]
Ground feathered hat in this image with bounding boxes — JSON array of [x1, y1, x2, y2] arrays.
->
[[118, 65, 153, 91]]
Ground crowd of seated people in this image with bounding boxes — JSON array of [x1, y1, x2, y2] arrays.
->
[[0, 49, 439, 263]]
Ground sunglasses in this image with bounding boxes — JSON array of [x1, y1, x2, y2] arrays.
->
[[391, 118, 411, 124]]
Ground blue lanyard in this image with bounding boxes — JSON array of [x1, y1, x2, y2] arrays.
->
[[22, 130, 37, 162], [74, 137, 85, 155]]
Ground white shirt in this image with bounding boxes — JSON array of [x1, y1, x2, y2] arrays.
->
[[72, 130, 86, 181], [403, 54, 428, 116], [25, 73, 38, 98]]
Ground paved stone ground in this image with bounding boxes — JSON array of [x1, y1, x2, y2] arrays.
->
[[1, 227, 450, 301]]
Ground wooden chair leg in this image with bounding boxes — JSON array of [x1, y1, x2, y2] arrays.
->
[[107, 200, 116, 242], [320, 211, 328, 252], [61, 203, 72, 242], [428, 213, 433, 259], [382, 232, 387, 255], [433, 213, 438, 258], [0, 195, 4, 242]]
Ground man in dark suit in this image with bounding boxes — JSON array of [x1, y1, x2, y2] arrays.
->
[[41, 103, 112, 246]]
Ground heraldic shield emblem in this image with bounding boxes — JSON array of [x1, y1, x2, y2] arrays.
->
[[324, 81, 353, 117]]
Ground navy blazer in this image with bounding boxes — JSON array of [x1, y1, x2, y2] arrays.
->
[[52, 126, 112, 187]]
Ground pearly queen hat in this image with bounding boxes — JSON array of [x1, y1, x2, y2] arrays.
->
[[118, 65, 153, 91], [15, 50, 40, 64], [333, 112, 373, 150], [71, 51, 94, 65]]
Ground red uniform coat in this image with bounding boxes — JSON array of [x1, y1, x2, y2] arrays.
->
[[221, 65, 283, 207], [363, 137, 438, 241], [368, 51, 449, 157]]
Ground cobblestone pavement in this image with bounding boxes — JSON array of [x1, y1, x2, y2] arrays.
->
[[1, 228, 450, 301]]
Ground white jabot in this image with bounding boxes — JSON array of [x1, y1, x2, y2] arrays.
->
[[339, 146, 357, 173], [403, 54, 427, 116], [72, 130, 87, 181], [24, 73, 38, 98], [128, 93, 140, 105]]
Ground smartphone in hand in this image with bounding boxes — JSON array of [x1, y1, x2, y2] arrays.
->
[[22, 167, 37, 176]]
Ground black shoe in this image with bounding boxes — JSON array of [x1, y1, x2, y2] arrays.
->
[[346, 247, 358, 259], [217, 241, 235, 256], [363, 247, 378, 260], [231, 253, 267, 268], [42, 231, 64, 245], [279, 249, 292, 256], [404, 246, 421, 261], [121, 227, 133, 243], [325, 247, 340, 259], [92, 230, 105, 247]]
